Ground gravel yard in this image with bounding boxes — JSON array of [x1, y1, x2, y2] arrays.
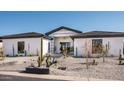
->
[[0, 56, 124, 80], [0, 56, 38, 71], [50, 56, 124, 80]]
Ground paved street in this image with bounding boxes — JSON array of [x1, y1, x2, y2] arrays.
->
[[0, 74, 62, 81]]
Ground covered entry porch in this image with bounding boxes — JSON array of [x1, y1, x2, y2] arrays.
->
[[50, 37, 74, 54]]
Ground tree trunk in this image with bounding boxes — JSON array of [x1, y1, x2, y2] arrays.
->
[[85, 39, 89, 69], [103, 55, 105, 62], [86, 57, 89, 69]]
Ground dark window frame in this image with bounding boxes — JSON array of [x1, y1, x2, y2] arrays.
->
[[18, 41, 25, 54], [92, 39, 103, 54]]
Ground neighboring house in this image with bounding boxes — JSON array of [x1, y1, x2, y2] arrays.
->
[[1, 32, 51, 57], [72, 31, 124, 57], [45, 26, 82, 54]]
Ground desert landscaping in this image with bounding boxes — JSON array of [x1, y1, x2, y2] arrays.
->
[[0, 55, 124, 80]]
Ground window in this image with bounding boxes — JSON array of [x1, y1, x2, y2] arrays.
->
[[48, 42, 50, 53], [18, 41, 25, 54], [92, 39, 102, 54], [60, 42, 71, 53], [60, 42, 70, 49]]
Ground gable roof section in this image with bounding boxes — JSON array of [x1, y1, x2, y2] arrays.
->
[[1, 32, 52, 39], [72, 31, 124, 38], [45, 26, 82, 35]]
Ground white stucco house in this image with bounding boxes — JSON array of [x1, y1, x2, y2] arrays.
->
[[1, 26, 124, 58], [72, 31, 124, 57], [46, 26, 124, 57], [1, 32, 51, 57], [45, 26, 82, 54]]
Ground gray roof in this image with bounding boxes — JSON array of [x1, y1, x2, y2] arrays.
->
[[1, 32, 52, 39], [45, 26, 82, 35], [72, 31, 124, 38]]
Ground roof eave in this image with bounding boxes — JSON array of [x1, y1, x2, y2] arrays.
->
[[45, 26, 82, 35], [72, 34, 124, 38]]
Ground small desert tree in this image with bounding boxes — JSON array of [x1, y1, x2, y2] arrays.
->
[[46, 54, 52, 67], [102, 45, 106, 62], [119, 49, 122, 65], [85, 39, 91, 69], [0, 47, 4, 60], [84, 38, 91, 81], [61, 47, 68, 58]]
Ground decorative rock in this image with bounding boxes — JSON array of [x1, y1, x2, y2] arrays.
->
[[25, 67, 49, 74], [57, 67, 66, 70]]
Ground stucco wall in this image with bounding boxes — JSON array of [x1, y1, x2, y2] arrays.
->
[[2, 38, 50, 56], [74, 37, 124, 57], [43, 38, 50, 55]]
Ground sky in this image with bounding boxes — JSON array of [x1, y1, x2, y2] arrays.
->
[[0, 11, 124, 35]]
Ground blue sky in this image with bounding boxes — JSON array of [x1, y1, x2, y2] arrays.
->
[[0, 11, 124, 35]]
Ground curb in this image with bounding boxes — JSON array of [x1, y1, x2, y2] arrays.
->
[[0, 71, 106, 81]]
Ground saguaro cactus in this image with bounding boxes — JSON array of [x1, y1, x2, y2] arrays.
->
[[38, 37, 43, 67]]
